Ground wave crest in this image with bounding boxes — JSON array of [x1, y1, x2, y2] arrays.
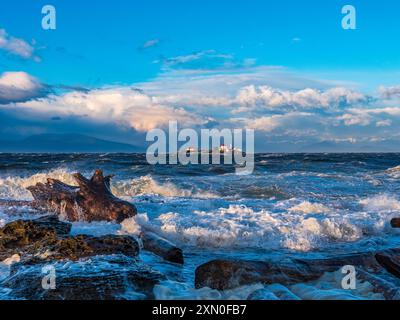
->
[[112, 175, 217, 199], [0, 169, 76, 200], [122, 204, 386, 252], [0, 170, 217, 200]]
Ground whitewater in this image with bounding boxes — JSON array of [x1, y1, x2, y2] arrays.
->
[[0, 153, 400, 299]]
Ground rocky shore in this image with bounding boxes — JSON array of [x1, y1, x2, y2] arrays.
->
[[0, 215, 165, 299], [0, 169, 399, 300]]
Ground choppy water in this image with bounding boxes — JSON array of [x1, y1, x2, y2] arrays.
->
[[1, 153, 400, 300]]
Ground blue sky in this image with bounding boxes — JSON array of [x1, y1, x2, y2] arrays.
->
[[1, 0, 400, 151]]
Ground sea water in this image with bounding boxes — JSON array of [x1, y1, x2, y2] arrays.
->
[[0, 153, 400, 300]]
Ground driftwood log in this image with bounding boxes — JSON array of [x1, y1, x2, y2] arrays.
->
[[140, 231, 184, 264], [391, 218, 400, 228], [27, 170, 137, 223]]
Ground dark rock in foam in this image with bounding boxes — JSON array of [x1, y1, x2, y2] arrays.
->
[[3, 255, 165, 300], [195, 250, 400, 293]]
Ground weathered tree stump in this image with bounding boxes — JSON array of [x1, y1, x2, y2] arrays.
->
[[27, 170, 137, 223]]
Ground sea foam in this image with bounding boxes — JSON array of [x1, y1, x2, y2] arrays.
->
[[0, 170, 216, 200], [120, 203, 390, 251]]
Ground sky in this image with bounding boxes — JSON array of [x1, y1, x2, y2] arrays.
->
[[1, 0, 400, 151]]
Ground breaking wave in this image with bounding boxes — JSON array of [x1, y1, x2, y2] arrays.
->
[[288, 201, 331, 214], [0, 169, 77, 200], [121, 202, 397, 252], [359, 194, 400, 212], [0, 170, 217, 200], [112, 175, 217, 199], [386, 165, 400, 178]]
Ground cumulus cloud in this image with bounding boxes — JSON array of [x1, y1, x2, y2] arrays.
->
[[0, 71, 47, 104], [379, 85, 400, 99], [0, 29, 39, 61], [16, 86, 204, 132], [2, 66, 399, 151], [337, 107, 400, 127], [245, 112, 312, 132], [139, 68, 370, 115], [235, 85, 368, 111], [337, 112, 372, 126]]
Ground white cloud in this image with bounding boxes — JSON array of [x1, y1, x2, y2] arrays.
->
[[337, 106, 400, 127], [245, 112, 312, 132], [379, 85, 400, 99], [2, 67, 399, 150], [235, 85, 368, 111], [376, 119, 392, 127], [141, 39, 160, 49], [17, 86, 204, 132], [337, 112, 372, 126], [0, 29, 39, 61], [0, 71, 46, 104]]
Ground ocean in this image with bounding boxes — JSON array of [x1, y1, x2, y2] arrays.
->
[[0, 153, 400, 299]]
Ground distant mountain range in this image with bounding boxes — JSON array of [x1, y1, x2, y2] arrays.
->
[[1, 134, 399, 153], [0, 134, 141, 153], [298, 140, 400, 153]]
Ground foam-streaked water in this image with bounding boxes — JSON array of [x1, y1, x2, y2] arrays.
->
[[1, 153, 400, 300]]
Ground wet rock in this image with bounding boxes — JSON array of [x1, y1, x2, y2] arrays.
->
[[30, 215, 72, 236], [195, 251, 393, 291], [27, 170, 137, 223], [34, 234, 140, 262], [391, 218, 400, 228], [47, 235, 139, 260], [0, 217, 61, 260], [375, 252, 400, 279], [195, 259, 319, 290], [357, 269, 399, 300], [3, 255, 165, 300], [0, 216, 139, 262]]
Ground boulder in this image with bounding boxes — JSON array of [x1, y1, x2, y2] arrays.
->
[[195, 250, 395, 291], [195, 259, 320, 290], [0, 217, 61, 260], [375, 252, 400, 279], [0, 216, 139, 262], [3, 255, 164, 300], [35, 234, 140, 262]]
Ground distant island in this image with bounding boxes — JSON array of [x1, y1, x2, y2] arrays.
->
[[0, 134, 142, 153]]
